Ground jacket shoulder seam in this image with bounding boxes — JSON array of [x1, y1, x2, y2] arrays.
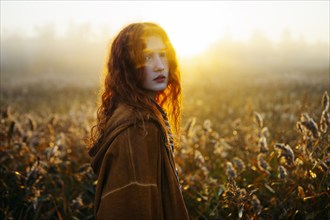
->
[[101, 181, 157, 200]]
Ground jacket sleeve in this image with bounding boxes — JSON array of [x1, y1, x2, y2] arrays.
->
[[96, 121, 164, 220]]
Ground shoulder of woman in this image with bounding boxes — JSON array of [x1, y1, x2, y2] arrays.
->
[[108, 103, 163, 127]]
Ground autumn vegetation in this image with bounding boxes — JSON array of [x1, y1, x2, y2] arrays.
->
[[1, 25, 329, 219]]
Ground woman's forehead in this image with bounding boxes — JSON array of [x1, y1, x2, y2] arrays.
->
[[143, 36, 166, 52]]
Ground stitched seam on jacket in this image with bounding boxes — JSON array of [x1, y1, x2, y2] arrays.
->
[[127, 128, 136, 181], [101, 182, 157, 200]]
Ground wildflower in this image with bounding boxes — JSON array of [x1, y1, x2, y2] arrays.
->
[[226, 161, 237, 179], [278, 165, 288, 180], [258, 136, 269, 153], [275, 143, 295, 164], [233, 157, 246, 172], [254, 112, 263, 128], [257, 154, 271, 175]]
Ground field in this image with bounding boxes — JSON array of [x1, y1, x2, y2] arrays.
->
[[1, 67, 329, 219]]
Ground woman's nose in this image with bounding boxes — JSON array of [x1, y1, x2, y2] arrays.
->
[[153, 55, 165, 72]]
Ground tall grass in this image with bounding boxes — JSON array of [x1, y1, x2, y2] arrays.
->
[[0, 73, 329, 219]]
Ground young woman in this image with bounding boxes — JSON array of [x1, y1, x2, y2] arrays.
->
[[88, 22, 189, 219]]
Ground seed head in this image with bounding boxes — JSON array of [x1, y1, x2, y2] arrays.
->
[[27, 115, 36, 131], [233, 157, 246, 172], [278, 165, 288, 180], [258, 136, 269, 153], [251, 194, 262, 215], [325, 156, 330, 166], [232, 118, 241, 129], [320, 110, 329, 133], [1, 106, 11, 119], [296, 121, 304, 134], [257, 154, 271, 175], [184, 117, 196, 135], [300, 113, 320, 138], [322, 91, 329, 111], [194, 150, 205, 164], [72, 194, 84, 209], [8, 120, 16, 138], [254, 112, 263, 128], [226, 161, 237, 179], [275, 143, 295, 164], [238, 188, 247, 198], [261, 127, 270, 137], [203, 119, 212, 132], [297, 186, 305, 199]]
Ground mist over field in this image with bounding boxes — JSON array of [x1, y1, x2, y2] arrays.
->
[[1, 24, 329, 88]]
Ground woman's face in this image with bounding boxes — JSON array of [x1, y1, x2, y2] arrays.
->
[[141, 36, 169, 99]]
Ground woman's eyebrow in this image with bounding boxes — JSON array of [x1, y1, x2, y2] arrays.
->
[[143, 48, 166, 53]]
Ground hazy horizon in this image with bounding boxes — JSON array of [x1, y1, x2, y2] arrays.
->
[[1, 21, 329, 88], [1, 1, 329, 57], [1, 1, 329, 88]]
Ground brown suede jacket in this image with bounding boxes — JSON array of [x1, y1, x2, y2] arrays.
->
[[89, 103, 189, 220]]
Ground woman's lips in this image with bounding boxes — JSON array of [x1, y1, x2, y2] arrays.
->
[[153, 75, 166, 83]]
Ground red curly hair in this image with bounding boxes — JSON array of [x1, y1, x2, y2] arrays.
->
[[90, 22, 181, 147]]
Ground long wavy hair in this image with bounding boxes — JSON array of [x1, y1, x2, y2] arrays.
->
[[89, 22, 181, 148]]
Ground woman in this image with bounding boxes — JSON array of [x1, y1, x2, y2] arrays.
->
[[88, 22, 189, 219]]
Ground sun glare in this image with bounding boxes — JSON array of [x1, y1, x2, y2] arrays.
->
[[159, 20, 222, 59], [167, 29, 214, 58]]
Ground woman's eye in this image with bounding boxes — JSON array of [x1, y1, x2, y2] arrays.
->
[[145, 54, 152, 61]]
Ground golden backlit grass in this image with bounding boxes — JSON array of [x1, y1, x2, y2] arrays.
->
[[0, 71, 329, 219]]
